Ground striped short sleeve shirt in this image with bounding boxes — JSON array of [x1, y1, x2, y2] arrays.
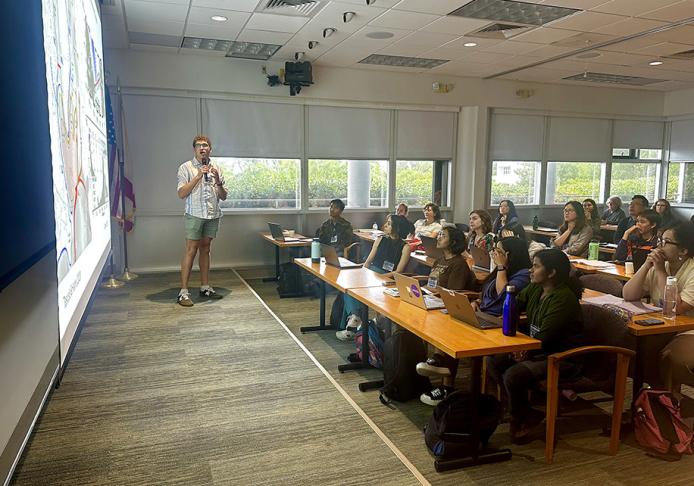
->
[[177, 158, 226, 219]]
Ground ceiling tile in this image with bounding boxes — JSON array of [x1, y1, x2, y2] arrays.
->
[[336, 0, 401, 7], [368, 10, 439, 30], [646, 26, 694, 46], [636, 42, 694, 56], [397, 31, 461, 49], [482, 40, 548, 55], [377, 42, 431, 57], [349, 26, 411, 47], [600, 36, 664, 53], [591, 17, 667, 36], [591, 0, 681, 16], [511, 27, 580, 44], [125, 0, 189, 23], [419, 46, 471, 61], [524, 44, 574, 58], [540, 0, 617, 9], [193, 0, 261, 11], [547, 11, 626, 31], [420, 16, 490, 36], [393, 0, 473, 15], [271, 43, 320, 62], [640, 1, 694, 22], [459, 51, 518, 65], [236, 29, 293, 44], [187, 8, 251, 27], [245, 12, 309, 33], [184, 22, 242, 40], [128, 19, 185, 36], [178, 47, 226, 57], [301, 1, 387, 36]]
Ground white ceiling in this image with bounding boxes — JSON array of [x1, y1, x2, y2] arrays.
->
[[101, 0, 694, 91]]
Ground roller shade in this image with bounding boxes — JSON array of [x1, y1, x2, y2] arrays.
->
[[548, 117, 611, 161], [613, 120, 664, 149], [489, 113, 544, 161], [396, 110, 456, 160], [670, 119, 694, 162], [307, 105, 390, 159], [202, 99, 303, 158]]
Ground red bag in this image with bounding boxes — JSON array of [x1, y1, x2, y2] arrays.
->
[[633, 388, 693, 457]]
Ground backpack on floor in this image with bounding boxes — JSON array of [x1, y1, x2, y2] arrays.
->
[[380, 327, 430, 403], [277, 262, 305, 298], [633, 388, 693, 458], [424, 391, 501, 459], [354, 321, 385, 369]]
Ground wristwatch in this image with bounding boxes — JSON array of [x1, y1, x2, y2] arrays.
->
[[497, 265, 506, 271]]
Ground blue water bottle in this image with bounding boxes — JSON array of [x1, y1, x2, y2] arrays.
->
[[311, 238, 321, 264], [502, 285, 518, 337]]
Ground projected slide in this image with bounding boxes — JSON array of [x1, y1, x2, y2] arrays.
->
[[42, 0, 110, 358]]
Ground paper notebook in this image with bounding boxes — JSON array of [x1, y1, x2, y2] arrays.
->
[[583, 294, 661, 315]]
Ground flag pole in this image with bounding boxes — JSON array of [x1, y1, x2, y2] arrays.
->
[[116, 81, 137, 281], [101, 252, 124, 288]]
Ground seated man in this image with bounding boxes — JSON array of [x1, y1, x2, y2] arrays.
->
[[316, 198, 354, 256]]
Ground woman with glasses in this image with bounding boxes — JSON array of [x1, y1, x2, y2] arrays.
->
[[552, 201, 593, 257], [601, 196, 626, 225], [615, 209, 660, 262], [653, 198, 676, 233], [492, 200, 519, 235], [622, 223, 694, 417]]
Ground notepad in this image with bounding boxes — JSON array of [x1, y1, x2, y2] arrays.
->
[[572, 259, 615, 268], [583, 294, 661, 315], [383, 288, 400, 297]]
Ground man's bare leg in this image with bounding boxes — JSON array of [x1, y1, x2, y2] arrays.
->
[[198, 237, 212, 287], [181, 239, 200, 290]]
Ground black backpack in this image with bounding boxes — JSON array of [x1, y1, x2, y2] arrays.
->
[[277, 262, 305, 298], [379, 327, 430, 403], [424, 391, 501, 458]]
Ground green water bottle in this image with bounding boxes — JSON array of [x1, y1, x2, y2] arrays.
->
[[532, 215, 539, 231], [588, 240, 599, 260]]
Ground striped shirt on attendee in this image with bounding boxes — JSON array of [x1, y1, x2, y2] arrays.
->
[[177, 158, 226, 219]]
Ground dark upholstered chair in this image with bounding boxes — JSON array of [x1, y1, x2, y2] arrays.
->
[[580, 273, 624, 297], [544, 303, 636, 464]]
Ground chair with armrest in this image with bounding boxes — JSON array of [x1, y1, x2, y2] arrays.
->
[[544, 303, 636, 464], [455, 223, 470, 233], [579, 274, 624, 297]]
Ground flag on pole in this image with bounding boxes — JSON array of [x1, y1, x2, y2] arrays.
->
[[106, 87, 136, 232]]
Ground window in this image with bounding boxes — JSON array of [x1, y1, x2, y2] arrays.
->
[[667, 162, 694, 204], [308, 159, 388, 208], [546, 162, 605, 204], [490, 161, 541, 205], [215, 158, 300, 209], [609, 163, 659, 203], [395, 160, 450, 207]]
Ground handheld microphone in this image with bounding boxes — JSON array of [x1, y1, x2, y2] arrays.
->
[[202, 158, 209, 182]]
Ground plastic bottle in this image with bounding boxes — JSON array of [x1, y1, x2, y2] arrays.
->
[[588, 240, 600, 260], [372, 222, 378, 232], [532, 215, 539, 231], [663, 276, 678, 319], [440, 218, 446, 227], [502, 285, 518, 337], [311, 238, 321, 264]]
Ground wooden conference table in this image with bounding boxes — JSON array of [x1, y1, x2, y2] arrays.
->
[[569, 256, 632, 281], [260, 232, 312, 282]]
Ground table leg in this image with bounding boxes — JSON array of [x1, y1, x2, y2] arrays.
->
[[300, 280, 329, 333], [434, 356, 512, 471], [263, 246, 281, 282]]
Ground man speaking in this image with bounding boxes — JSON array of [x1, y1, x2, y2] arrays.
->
[[176, 135, 227, 306]]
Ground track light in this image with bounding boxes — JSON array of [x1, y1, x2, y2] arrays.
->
[[323, 27, 336, 38], [294, 51, 305, 61], [343, 11, 355, 23], [308, 40, 319, 49]]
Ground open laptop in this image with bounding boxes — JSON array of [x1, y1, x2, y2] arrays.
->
[[470, 246, 492, 272], [320, 243, 362, 269], [268, 222, 302, 242], [394, 273, 445, 310], [439, 290, 503, 329], [420, 235, 444, 259]]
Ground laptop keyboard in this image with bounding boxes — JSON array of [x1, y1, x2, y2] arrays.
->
[[424, 295, 444, 309]]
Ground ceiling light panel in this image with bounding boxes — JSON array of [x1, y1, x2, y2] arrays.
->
[[359, 54, 449, 69], [448, 0, 580, 26], [563, 71, 664, 86], [226, 40, 282, 59], [181, 36, 233, 51]]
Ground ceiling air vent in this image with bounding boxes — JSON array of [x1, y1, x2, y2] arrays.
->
[[449, 0, 579, 26], [359, 54, 449, 69], [468, 22, 534, 40], [259, 0, 322, 17], [665, 48, 694, 60], [563, 72, 665, 86]]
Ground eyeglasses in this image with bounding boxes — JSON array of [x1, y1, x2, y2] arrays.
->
[[194, 143, 210, 148], [657, 238, 679, 247]]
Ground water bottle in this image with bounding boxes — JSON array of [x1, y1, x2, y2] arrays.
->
[[663, 276, 678, 319], [440, 218, 446, 227], [502, 285, 518, 337], [532, 215, 539, 231], [588, 240, 600, 261], [311, 238, 321, 264], [372, 222, 378, 232]]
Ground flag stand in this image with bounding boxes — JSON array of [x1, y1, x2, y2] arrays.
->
[[115, 83, 137, 281], [102, 254, 124, 289]]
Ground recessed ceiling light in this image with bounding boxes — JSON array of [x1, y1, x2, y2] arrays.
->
[[366, 31, 394, 39], [649, 60, 663, 66], [463, 42, 477, 47], [211, 15, 228, 22]]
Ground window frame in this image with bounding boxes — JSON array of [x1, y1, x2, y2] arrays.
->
[[489, 160, 543, 207], [306, 158, 390, 210], [394, 159, 452, 209]]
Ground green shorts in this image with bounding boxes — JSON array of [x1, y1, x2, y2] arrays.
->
[[184, 214, 220, 240]]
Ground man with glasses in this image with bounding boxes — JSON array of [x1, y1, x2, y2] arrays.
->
[[614, 195, 649, 243], [176, 135, 228, 307]]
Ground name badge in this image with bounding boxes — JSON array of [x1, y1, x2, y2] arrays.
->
[[331, 235, 338, 244], [427, 277, 438, 289], [383, 261, 395, 272]]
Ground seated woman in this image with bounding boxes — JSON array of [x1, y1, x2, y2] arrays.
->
[[418, 237, 532, 406], [653, 198, 676, 233], [335, 214, 413, 340], [622, 223, 694, 417], [552, 201, 593, 257], [492, 199, 519, 236], [614, 209, 660, 262], [396, 202, 409, 218], [466, 209, 495, 256], [501, 220, 546, 260], [601, 195, 626, 225], [413, 202, 443, 238], [487, 249, 583, 443], [583, 198, 602, 237]]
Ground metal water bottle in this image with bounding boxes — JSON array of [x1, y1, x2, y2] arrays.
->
[[502, 285, 518, 337], [532, 215, 539, 231], [311, 238, 321, 263]]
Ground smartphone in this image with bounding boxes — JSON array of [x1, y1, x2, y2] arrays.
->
[[635, 318, 664, 326]]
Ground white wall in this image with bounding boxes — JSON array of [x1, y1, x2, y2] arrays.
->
[[664, 87, 694, 117], [105, 48, 671, 272]]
